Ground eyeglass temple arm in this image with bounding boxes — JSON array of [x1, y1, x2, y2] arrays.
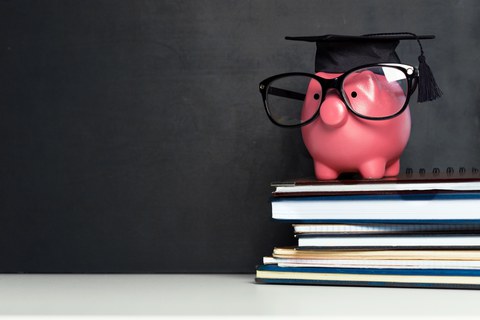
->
[[267, 86, 306, 101]]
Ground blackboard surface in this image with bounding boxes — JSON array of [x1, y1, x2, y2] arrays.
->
[[1, 0, 479, 272]]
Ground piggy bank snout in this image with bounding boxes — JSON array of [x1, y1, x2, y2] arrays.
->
[[319, 90, 348, 128]]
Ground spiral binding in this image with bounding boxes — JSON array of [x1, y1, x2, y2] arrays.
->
[[405, 167, 479, 176]]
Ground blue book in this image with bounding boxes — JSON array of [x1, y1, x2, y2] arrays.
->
[[255, 264, 480, 289], [271, 193, 480, 223]]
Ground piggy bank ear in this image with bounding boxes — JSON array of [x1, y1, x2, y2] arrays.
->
[[343, 68, 407, 118]]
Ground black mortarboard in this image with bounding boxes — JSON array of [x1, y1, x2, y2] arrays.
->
[[285, 33, 442, 102]]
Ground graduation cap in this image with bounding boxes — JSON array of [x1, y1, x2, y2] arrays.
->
[[285, 32, 442, 102]]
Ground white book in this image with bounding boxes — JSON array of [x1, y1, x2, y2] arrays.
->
[[292, 223, 480, 234], [272, 171, 480, 195], [272, 246, 480, 260], [274, 181, 480, 194], [263, 256, 480, 270], [297, 235, 480, 248], [271, 193, 480, 222]]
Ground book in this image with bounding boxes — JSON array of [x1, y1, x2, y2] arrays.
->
[[296, 234, 480, 249], [292, 223, 480, 234], [263, 256, 480, 269], [272, 246, 480, 260], [255, 264, 480, 289], [271, 193, 480, 222], [272, 169, 480, 197]]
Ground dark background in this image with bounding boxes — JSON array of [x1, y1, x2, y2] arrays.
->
[[1, 0, 479, 272]]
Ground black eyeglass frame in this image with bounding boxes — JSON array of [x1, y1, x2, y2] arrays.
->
[[259, 63, 419, 128]]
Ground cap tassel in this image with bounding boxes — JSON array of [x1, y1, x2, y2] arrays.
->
[[417, 52, 443, 102], [363, 32, 442, 103]]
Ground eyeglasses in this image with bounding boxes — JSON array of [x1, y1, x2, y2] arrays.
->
[[259, 63, 419, 127]]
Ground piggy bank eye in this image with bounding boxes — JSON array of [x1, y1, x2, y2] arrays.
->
[[313, 93, 320, 100], [351, 91, 358, 98]]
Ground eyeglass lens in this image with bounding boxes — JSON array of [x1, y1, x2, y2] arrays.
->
[[265, 66, 409, 126], [343, 66, 408, 118], [266, 75, 322, 126]]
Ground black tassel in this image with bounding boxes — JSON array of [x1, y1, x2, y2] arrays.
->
[[417, 53, 443, 102]]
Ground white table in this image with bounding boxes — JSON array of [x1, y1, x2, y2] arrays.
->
[[0, 274, 479, 318]]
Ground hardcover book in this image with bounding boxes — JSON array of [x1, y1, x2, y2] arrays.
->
[[256, 264, 480, 289], [272, 193, 480, 222], [272, 169, 480, 197]]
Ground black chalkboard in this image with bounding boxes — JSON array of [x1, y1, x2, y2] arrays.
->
[[1, 0, 479, 272]]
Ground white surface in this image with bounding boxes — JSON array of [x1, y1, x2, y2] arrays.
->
[[0, 274, 478, 318]]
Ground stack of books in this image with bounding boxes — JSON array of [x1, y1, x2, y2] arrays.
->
[[256, 168, 480, 289]]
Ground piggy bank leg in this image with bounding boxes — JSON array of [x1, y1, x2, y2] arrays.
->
[[314, 161, 340, 180], [358, 158, 387, 179], [384, 158, 401, 177]]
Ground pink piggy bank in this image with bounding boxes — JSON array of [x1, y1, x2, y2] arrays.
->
[[301, 69, 411, 180]]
